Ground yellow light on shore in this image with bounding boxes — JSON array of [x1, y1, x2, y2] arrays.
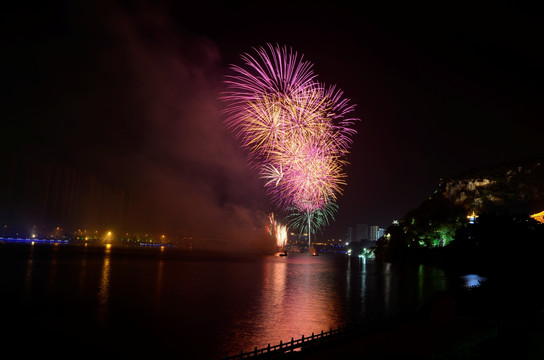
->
[[530, 210, 544, 224], [467, 211, 478, 224]]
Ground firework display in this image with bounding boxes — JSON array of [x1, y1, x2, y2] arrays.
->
[[222, 44, 358, 246], [286, 200, 339, 239], [267, 213, 288, 251]]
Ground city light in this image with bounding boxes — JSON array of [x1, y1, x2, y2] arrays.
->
[[467, 211, 478, 224], [530, 210, 544, 223]]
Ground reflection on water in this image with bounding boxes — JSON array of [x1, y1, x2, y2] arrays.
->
[[223, 254, 344, 354], [0, 245, 468, 359], [23, 245, 34, 304], [97, 247, 111, 326], [47, 244, 59, 298], [219, 253, 451, 357], [461, 273, 487, 287], [155, 258, 164, 308], [384, 262, 392, 312], [360, 257, 367, 315], [78, 249, 88, 302], [346, 254, 352, 299], [256, 258, 288, 345]]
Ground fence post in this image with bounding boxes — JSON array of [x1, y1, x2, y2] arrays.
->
[[267, 343, 270, 353], [302, 334, 304, 343], [279, 340, 282, 349], [312, 332, 314, 340]]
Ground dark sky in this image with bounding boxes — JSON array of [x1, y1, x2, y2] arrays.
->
[[2, 1, 543, 242]]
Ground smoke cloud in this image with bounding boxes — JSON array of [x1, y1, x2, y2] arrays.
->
[[1, 2, 273, 251]]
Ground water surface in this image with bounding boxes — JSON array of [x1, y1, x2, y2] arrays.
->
[[0, 244, 475, 359]]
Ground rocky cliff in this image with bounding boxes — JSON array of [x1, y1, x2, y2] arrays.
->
[[437, 157, 544, 216]]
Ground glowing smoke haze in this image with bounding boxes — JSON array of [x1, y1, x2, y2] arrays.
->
[[1, 3, 274, 252]]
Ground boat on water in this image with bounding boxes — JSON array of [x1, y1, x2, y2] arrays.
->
[[274, 248, 288, 257]]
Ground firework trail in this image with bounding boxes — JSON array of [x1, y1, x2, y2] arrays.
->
[[222, 43, 358, 247], [267, 213, 288, 250], [286, 200, 339, 238]]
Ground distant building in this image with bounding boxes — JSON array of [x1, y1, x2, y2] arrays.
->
[[355, 224, 369, 242], [347, 223, 382, 244], [370, 226, 385, 241], [345, 226, 353, 243]]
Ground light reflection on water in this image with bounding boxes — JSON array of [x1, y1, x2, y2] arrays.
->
[[218, 253, 450, 357], [360, 257, 367, 315], [250, 255, 343, 347], [155, 258, 164, 308], [460, 273, 487, 287], [97, 248, 111, 326], [0, 245, 465, 359], [23, 244, 34, 304]]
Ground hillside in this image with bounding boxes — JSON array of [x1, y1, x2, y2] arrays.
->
[[374, 157, 544, 265], [438, 157, 544, 215]]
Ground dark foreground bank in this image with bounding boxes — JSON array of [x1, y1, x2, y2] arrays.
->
[[227, 279, 544, 360]]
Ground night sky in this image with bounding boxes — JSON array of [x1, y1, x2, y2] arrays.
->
[[2, 1, 543, 243]]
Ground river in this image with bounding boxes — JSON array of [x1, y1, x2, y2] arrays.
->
[[0, 243, 482, 359]]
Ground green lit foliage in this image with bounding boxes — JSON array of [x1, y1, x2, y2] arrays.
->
[[375, 191, 466, 262], [398, 194, 465, 249], [430, 224, 457, 247]]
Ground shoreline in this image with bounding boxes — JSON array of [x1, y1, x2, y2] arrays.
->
[[240, 284, 544, 359]]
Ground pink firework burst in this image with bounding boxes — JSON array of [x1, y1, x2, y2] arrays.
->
[[221, 43, 359, 243]]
